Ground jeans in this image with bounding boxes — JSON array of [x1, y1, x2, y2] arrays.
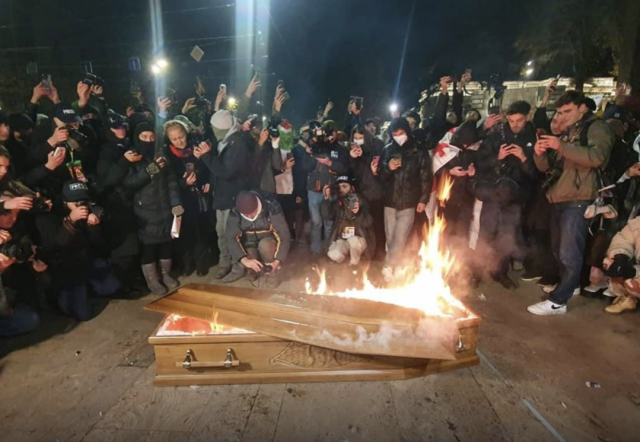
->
[[549, 201, 591, 305], [384, 207, 415, 268], [216, 209, 232, 268], [58, 259, 121, 321], [308, 191, 333, 254]]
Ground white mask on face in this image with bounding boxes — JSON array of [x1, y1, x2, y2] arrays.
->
[[393, 134, 408, 146], [272, 139, 280, 149], [354, 138, 365, 146]]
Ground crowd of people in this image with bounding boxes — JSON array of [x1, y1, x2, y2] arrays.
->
[[0, 69, 639, 337]]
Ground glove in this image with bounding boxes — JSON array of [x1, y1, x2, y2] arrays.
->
[[172, 205, 185, 217], [605, 254, 636, 279], [145, 162, 161, 177]]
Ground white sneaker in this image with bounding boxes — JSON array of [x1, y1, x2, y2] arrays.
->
[[382, 266, 394, 283], [603, 286, 616, 298], [527, 300, 567, 316], [583, 283, 608, 293]]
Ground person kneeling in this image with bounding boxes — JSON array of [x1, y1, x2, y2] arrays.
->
[[36, 181, 120, 321], [224, 191, 290, 288], [602, 218, 640, 314], [321, 176, 373, 267]]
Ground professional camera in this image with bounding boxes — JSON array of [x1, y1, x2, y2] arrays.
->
[[77, 201, 105, 220], [65, 125, 89, 150], [82, 73, 104, 88], [268, 126, 280, 139], [0, 241, 34, 263]]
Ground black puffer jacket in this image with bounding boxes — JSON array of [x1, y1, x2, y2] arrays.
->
[[225, 190, 291, 264], [199, 130, 254, 211], [123, 124, 182, 245], [167, 135, 212, 215], [302, 139, 349, 192], [350, 130, 384, 202], [378, 121, 433, 210]]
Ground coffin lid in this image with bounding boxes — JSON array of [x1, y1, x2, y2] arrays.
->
[[145, 283, 467, 360]]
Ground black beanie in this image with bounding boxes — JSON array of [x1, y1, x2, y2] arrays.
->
[[388, 117, 412, 136], [8, 113, 34, 132], [450, 121, 479, 148], [0, 110, 8, 127]]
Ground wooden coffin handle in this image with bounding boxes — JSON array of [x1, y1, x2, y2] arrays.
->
[[178, 348, 240, 369]]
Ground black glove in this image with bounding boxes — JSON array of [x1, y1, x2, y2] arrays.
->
[[605, 254, 637, 279]]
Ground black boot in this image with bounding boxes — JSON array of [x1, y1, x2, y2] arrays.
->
[[493, 273, 517, 290]]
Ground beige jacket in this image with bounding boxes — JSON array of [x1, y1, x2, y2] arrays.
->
[[607, 217, 640, 273], [534, 115, 614, 204]]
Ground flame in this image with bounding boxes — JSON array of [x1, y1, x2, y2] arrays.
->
[[305, 213, 468, 318], [438, 174, 455, 207]]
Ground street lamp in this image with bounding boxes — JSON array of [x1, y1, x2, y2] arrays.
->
[[151, 58, 169, 75], [525, 68, 534, 77], [526, 60, 534, 67], [389, 103, 399, 113], [228, 97, 237, 106]]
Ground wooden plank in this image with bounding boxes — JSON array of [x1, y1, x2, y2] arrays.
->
[[390, 369, 510, 442], [187, 384, 261, 442], [0, 430, 48, 442], [81, 429, 190, 442], [145, 284, 471, 360], [270, 381, 404, 442], [95, 365, 210, 432], [48, 366, 147, 442], [241, 384, 287, 442]]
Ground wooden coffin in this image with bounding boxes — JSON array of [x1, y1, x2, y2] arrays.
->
[[146, 284, 481, 386]]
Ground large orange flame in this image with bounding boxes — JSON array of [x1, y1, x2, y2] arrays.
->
[[305, 213, 468, 318]]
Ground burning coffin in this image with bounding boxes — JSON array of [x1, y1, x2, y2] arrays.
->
[[145, 283, 481, 386]]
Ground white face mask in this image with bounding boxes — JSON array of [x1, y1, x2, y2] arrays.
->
[[272, 139, 280, 149], [354, 138, 364, 146], [393, 134, 408, 146]]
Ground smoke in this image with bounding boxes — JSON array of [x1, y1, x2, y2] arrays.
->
[[291, 315, 459, 360]]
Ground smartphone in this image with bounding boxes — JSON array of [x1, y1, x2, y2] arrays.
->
[[465, 68, 472, 75], [354, 96, 363, 110], [54, 146, 65, 157], [219, 84, 227, 94], [536, 128, 547, 139], [186, 163, 195, 174], [285, 152, 293, 161], [282, 91, 291, 102], [41, 74, 52, 91], [277, 79, 285, 89]]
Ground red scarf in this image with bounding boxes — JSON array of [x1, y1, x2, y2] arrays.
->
[[169, 144, 193, 159]]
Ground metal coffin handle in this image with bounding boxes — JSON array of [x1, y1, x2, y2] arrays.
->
[[178, 348, 240, 369]]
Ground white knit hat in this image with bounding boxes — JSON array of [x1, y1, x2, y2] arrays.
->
[[210, 110, 234, 130]]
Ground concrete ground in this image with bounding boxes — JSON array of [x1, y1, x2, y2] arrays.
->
[[1, 248, 640, 442]]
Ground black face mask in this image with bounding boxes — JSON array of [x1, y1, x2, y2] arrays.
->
[[134, 138, 155, 156]]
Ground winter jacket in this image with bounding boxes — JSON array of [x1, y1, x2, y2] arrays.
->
[[378, 136, 433, 210], [349, 131, 384, 202], [474, 122, 537, 201], [225, 190, 291, 264], [291, 142, 310, 200], [302, 140, 349, 192], [167, 139, 212, 215], [249, 135, 284, 194], [534, 113, 614, 204], [95, 135, 139, 256], [607, 217, 640, 269], [35, 210, 107, 284], [123, 136, 182, 245], [320, 193, 375, 257], [199, 131, 254, 211]]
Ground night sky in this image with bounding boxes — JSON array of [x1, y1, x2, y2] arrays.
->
[[0, 0, 530, 123]]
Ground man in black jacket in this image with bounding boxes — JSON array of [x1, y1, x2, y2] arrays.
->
[[375, 118, 432, 282], [195, 110, 255, 280], [474, 101, 537, 288], [224, 191, 291, 288]]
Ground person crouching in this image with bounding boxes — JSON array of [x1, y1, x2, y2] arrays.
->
[[224, 191, 290, 288], [321, 176, 373, 267], [602, 217, 640, 314]]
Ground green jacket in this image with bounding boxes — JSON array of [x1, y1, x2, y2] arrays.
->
[[534, 114, 614, 204]]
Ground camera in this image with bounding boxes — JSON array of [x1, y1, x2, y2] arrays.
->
[[0, 241, 34, 263], [346, 193, 358, 212], [78, 201, 105, 219], [65, 125, 89, 150], [268, 126, 280, 139], [82, 73, 104, 88]]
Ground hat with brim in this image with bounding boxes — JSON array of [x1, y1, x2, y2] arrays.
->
[[63, 181, 91, 202], [54, 103, 81, 124]]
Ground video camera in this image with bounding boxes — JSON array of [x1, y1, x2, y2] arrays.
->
[[0, 240, 34, 263], [82, 73, 104, 88], [64, 125, 89, 150]]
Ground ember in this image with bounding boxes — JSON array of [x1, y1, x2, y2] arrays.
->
[[306, 213, 469, 319]]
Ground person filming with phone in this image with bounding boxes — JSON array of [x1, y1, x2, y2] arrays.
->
[[527, 90, 614, 316]]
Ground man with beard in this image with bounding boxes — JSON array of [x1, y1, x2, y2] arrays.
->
[[473, 101, 537, 289]]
